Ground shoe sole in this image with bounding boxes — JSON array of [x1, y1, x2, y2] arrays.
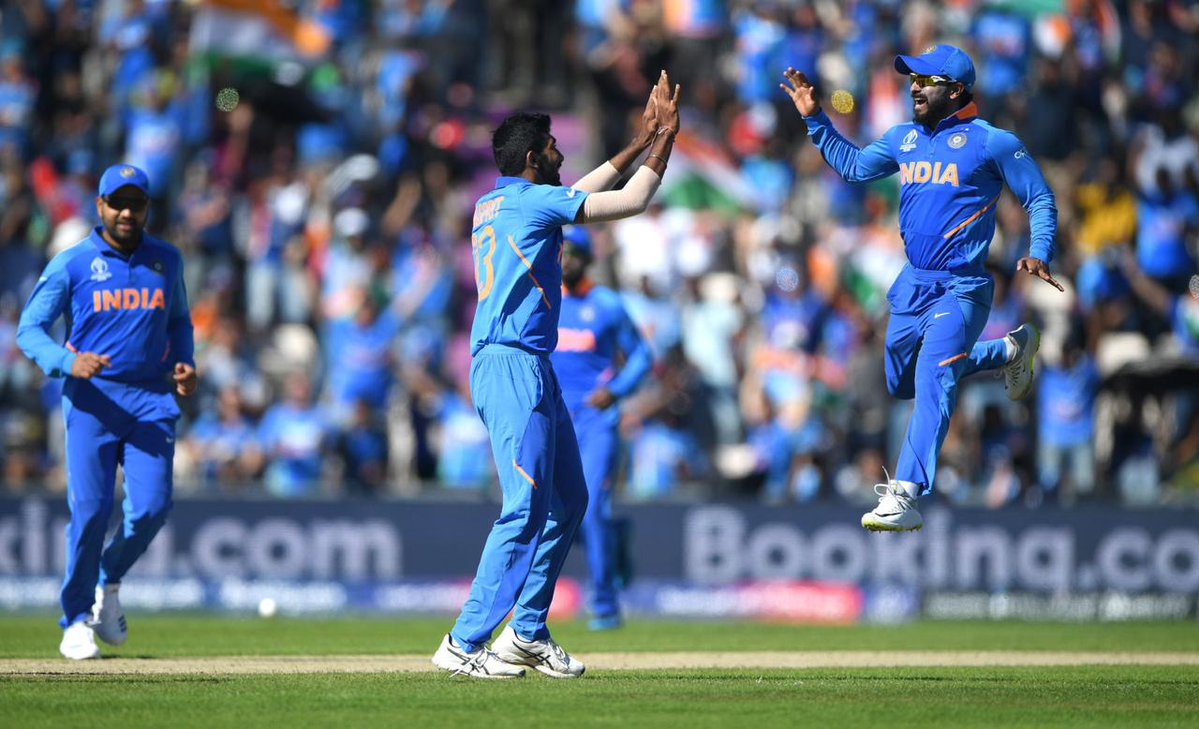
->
[[861, 517, 923, 532], [431, 655, 526, 679], [492, 649, 585, 679], [60, 648, 100, 660], [1006, 325, 1040, 401], [94, 624, 127, 646]]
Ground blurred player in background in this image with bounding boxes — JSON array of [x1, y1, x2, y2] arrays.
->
[[552, 226, 652, 631], [780, 45, 1062, 532], [17, 164, 197, 659], [431, 71, 681, 679]]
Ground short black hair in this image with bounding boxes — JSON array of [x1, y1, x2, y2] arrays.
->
[[493, 112, 552, 176]]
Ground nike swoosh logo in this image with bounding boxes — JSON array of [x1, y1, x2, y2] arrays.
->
[[165, 437, 175, 443], [934, 312, 951, 319], [567, 188, 577, 198]]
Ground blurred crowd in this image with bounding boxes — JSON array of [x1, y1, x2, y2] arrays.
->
[[1, 0, 1197, 508]]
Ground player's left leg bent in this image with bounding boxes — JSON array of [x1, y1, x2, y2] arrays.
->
[[894, 294, 990, 495], [509, 378, 588, 642], [99, 419, 176, 585]]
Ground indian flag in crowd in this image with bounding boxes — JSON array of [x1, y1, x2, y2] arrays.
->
[[189, 0, 331, 66], [660, 133, 758, 214]]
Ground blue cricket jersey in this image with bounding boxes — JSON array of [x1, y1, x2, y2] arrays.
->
[[552, 280, 653, 414], [469, 177, 588, 356], [804, 103, 1057, 271], [17, 227, 194, 390]]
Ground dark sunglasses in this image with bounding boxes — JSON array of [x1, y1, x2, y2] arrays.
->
[[104, 196, 149, 213], [909, 73, 953, 87]]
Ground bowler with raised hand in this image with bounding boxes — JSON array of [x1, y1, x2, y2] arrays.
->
[[431, 71, 681, 679], [17, 164, 197, 659], [781, 45, 1062, 532]]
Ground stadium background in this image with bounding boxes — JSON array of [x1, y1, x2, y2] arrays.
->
[[1, 0, 1198, 623]]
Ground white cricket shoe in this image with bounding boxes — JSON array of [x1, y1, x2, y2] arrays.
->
[[490, 625, 585, 679], [431, 634, 526, 679], [861, 481, 923, 532], [59, 621, 101, 660], [1003, 323, 1040, 401], [92, 584, 127, 646]]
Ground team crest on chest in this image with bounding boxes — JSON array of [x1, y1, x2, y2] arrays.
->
[[948, 133, 967, 149], [581, 306, 595, 323], [90, 257, 112, 282], [900, 129, 919, 153]]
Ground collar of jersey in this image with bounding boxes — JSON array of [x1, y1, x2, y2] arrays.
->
[[89, 226, 152, 258], [930, 101, 979, 134], [495, 176, 531, 189]]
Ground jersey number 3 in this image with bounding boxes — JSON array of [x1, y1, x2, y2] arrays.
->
[[472, 225, 497, 301]]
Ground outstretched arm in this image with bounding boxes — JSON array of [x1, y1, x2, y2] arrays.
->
[[990, 130, 1063, 291], [780, 68, 897, 183]]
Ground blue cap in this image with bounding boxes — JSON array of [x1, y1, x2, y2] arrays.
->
[[894, 44, 976, 90], [562, 226, 592, 256], [97, 164, 151, 198]]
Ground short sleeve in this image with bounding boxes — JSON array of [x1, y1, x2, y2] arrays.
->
[[523, 185, 589, 230]]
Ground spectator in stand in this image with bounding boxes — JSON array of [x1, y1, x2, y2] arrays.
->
[[1036, 325, 1100, 504], [254, 372, 332, 498]]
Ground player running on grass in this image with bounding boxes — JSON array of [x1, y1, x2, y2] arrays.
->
[[552, 226, 652, 632], [17, 164, 197, 659], [780, 45, 1063, 532], [431, 71, 680, 679]]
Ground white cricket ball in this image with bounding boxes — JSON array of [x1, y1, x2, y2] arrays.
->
[[258, 597, 278, 618]]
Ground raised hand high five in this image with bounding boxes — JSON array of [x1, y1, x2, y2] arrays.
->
[[652, 70, 681, 136], [780, 67, 820, 117]]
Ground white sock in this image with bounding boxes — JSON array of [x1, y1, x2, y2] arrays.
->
[[897, 480, 921, 499], [1004, 335, 1017, 363]]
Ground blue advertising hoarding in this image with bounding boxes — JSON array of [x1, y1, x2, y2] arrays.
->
[[1, 497, 1196, 621]]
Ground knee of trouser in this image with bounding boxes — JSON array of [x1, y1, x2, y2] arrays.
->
[[886, 373, 915, 400], [131, 497, 173, 530], [72, 497, 115, 527]]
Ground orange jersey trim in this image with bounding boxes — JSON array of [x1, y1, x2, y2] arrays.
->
[[508, 235, 551, 310], [513, 461, 538, 489], [943, 197, 998, 240]]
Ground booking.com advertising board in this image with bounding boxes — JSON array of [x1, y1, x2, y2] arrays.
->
[[1, 497, 1197, 623]]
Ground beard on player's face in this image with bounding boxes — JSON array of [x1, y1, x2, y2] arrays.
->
[[532, 149, 563, 186], [912, 84, 955, 125], [98, 201, 147, 247]]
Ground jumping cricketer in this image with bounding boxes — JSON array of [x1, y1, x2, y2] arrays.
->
[[781, 45, 1063, 532], [17, 164, 197, 659]]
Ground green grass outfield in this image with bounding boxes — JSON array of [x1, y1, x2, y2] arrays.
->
[[3, 615, 1198, 727]]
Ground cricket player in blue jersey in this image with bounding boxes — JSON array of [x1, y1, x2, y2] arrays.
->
[[551, 226, 652, 631], [781, 45, 1064, 532], [17, 164, 197, 659], [432, 72, 681, 679]]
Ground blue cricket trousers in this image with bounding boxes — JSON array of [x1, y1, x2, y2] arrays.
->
[[885, 266, 1009, 496], [569, 404, 621, 619], [60, 378, 177, 628], [452, 345, 588, 652]]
